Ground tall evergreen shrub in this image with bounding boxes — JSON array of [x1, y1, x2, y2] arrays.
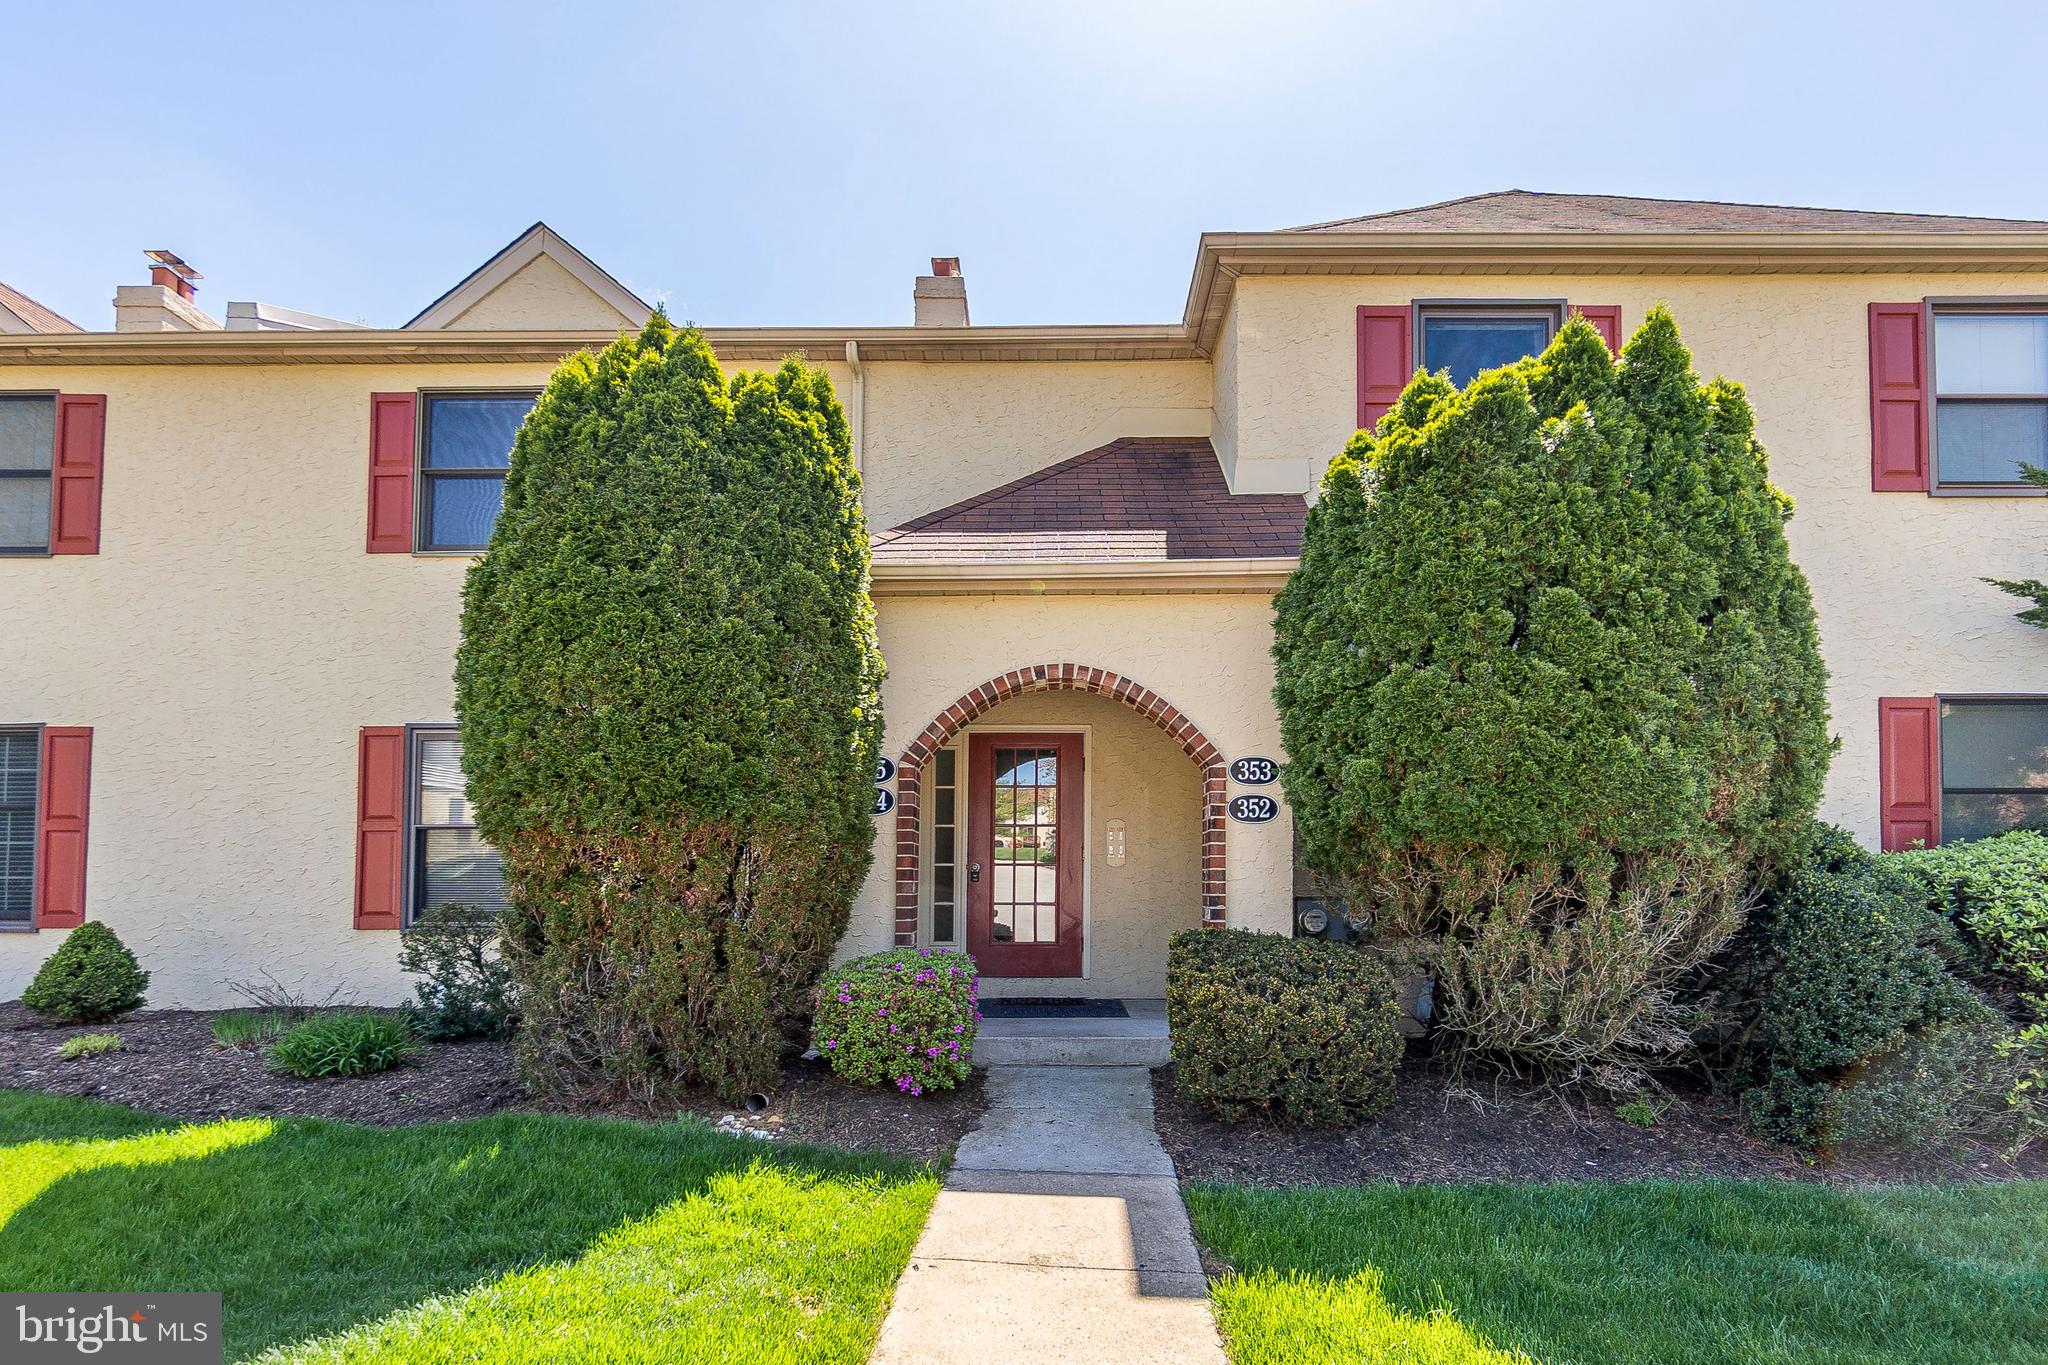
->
[[1273, 308, 1832, 1084], [455, 315, 884, 1100]]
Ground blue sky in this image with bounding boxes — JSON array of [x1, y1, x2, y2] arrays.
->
[[6, 1, 2047, 330]]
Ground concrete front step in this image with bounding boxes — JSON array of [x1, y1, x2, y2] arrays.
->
[[974, 998, 1170, 1068], [974, 1032, 1171, 1067]]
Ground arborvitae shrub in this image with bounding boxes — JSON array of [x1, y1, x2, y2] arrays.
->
[[21, 922, 149, 1023], [1166, 929, 1404, 1125], [1273, 309, 1833, 1086], [455, 316, 884, 1102]]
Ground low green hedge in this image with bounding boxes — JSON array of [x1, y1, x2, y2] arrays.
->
[[811, 948, 977, 1095], [1166, 928, 1403, 1126], [1891, 830, 2048, 1018]]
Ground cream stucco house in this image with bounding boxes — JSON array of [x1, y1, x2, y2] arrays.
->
[[6, 191, 2048, 1008]]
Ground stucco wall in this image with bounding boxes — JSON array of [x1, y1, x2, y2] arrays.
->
[[1221, 271, 2048, 843], [855, 360, 1213, 531], [929, 690, 1203, 999], [444, 255, 639, 331]]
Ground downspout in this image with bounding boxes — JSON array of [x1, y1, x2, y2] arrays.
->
[[844, 340, 865, 478]]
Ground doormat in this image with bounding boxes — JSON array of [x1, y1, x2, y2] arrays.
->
[[979, 998, 1129, 1019]]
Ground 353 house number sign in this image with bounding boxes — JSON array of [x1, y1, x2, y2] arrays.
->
[[1228, 793, 1278, 824], [1229, 756, 1277, 785]]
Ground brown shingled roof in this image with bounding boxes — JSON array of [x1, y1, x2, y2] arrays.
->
[[1291, 190, 2048, 234], [0, 280, 82, 333], [872, 437, 1306, 564]]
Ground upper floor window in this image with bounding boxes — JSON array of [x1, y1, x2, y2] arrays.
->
[[410, 730, 508, 919], [1933, 310, 2048, 488], [1940, 698, 2048, 842], [418, 393, 537, 552], [1419, 304, 1559, 388], [0, 395, 55, 555]]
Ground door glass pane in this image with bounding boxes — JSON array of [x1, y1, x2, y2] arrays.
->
[[1936, 400, 2048, 485], [424, 395, 534, 469], [1935, 314, 2048, 394], [991, 746, 1058, 943], [1941, 702, 2048, 790], [424, 475, 507, 549], [417, 737, 474, 824], [420, 828, 509, 911], [0, 398, 54, 471], [1422, 316, 1552, 387], [0, 480, 51, 550]]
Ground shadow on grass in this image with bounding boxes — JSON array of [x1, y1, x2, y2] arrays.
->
[[1188, 1178, 2048, 1365], [0, 1090, 939, 1364]]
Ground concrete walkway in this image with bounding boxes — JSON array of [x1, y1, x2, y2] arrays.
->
[[870, 1066, 1226, 1364]]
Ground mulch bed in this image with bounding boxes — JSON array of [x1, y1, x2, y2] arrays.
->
[[0, 1004, 983, 1163], [1151, 1059, 2048, 1189]]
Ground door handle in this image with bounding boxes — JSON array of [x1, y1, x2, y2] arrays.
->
[[969, 862, 981, 883]]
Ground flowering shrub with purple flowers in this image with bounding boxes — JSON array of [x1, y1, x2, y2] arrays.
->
[[811, 947, 979, 1095]]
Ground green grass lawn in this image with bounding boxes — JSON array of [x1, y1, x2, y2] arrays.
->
[[0, 1089, 938, 1363], [1187, 1179, 2048, 1365]]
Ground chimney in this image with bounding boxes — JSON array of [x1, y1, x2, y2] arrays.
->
[[913, 257, 969, 327], [114, 250, 220, 332]]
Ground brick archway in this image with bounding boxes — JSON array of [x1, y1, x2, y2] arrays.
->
[[891, 663, 1226, 947]]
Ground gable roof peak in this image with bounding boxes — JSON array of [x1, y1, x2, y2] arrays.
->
[[0, 279, 83, 334], [404, 221, 652, 330]]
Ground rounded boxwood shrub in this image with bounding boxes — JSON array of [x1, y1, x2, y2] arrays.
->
[[21, 922, 149, 1023], [1891, 829, 2048, 1020], [1166, 928, 1403, 1125], [811, 948, 977, 1095], [455, 315, 884, 1102], [267, 1010, 421, 1079], [1273, 308, 1833, 1086]]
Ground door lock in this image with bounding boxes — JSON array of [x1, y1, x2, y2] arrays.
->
[[969, 862, 981, 883]]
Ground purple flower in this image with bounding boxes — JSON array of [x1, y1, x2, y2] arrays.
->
[[953, 1023, 964, 1033], [876, 1007, 888, 1016], [824, 1039, 838, 1049], [890, 1023, 899, 1033], [927, 1046, 941, 1057]]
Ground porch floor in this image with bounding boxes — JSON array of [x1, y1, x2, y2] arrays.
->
[[974, 998, 1169, 1067]]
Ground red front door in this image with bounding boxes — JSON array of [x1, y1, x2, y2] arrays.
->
[[967, 732, 1084, 978]]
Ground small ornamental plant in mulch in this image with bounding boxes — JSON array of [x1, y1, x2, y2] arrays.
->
[[812, 948, 979, 1096], [267, 1011, 423, 1079]]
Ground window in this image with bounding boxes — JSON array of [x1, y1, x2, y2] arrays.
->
[[927, 747, 960, 945], [418, 393, 537, 551], [1418, 305, 1560, 388], [1940, 698, 2048, 842], [0, 729, 36, 927], [410, 730, 508, 918], [1933, 310, 2048, 488], [0, 395, 55, 555]]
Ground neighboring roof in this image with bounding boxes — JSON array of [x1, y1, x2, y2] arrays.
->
[[405, 222, 651, 331], [872, 438, 1306, 564], [0, 280, 82, 334], [1291, 189, 2048, 234]]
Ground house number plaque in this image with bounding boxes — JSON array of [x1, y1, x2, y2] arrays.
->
[[1229, 756, 1277, 785], [1228, 793, 1278, 824]]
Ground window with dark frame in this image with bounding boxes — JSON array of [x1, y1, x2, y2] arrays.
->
[[1418, 304, 1561, 388], [1939, 698, 2048, 842], [0, 729, 38, 926], [1933, 309, 2048, 488], [418, 393, 538, 552], [410, 730, 509, 919], [0, 395, 56, 555]]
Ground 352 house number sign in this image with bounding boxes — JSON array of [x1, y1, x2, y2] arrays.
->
[[1228, 793, 1278, 824], [1229, 756, 1277, 785]]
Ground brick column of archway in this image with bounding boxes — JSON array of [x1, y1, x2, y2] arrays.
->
[[891, 663, 1227, 948]]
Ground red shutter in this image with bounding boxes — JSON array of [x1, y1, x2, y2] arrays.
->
[[365, 393, 417, 553], [35, 727, 91, 929], [1571, 306, 1623, 355], [1869, 303, 1930, 491], [50, 395, 106, 555], [1356, 306, 1413, 429], [354, 727, 406, 929], [1879, 697, 1941, 850]]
